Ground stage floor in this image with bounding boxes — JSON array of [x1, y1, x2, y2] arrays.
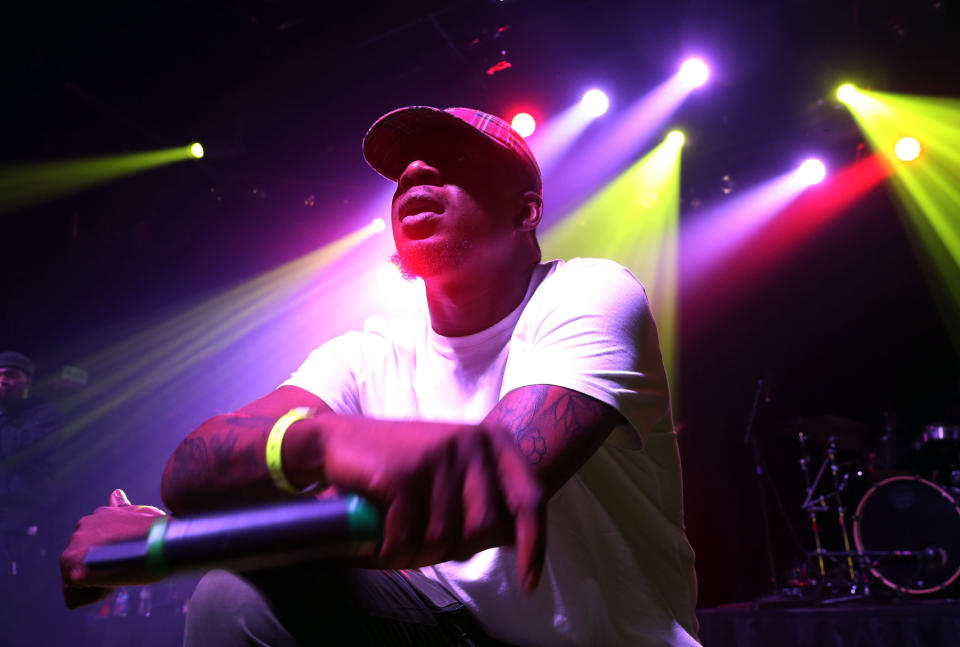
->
[[697, 599, 960, 647]]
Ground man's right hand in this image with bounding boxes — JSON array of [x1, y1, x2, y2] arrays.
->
[[60, 489, 167, 608], [301, 414, 546, 591]]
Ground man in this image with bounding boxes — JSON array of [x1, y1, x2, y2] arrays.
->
[[1, 351, 63, 565], [62, 107, 699, 645], [1, 351, 64, 641]]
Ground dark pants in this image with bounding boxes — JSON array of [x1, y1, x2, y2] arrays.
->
[[184, 565, 513, 646]]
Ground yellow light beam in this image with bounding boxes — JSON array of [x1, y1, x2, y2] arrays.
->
[[541, 133, 682, 379], [840, 87, 960, 350], [0, 144, 201, 213], [1, 223, 382, 479]]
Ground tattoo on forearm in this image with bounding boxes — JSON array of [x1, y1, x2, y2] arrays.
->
[[496, 386, 549, 463], [492, 385, 615, 465], [168, 414, 274, 494]]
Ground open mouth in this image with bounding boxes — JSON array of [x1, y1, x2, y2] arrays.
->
[[398, 191, 444, 221]]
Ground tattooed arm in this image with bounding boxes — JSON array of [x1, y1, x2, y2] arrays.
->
[[161, 385, 333, 514], [484, 385, 625, 498], [158, 386, 547, 586]]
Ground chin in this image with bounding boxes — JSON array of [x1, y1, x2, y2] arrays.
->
[[393, 237, 474, 281]]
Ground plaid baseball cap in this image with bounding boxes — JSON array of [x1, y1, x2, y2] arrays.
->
[[0, 351, 35, 378], [362, 106, 542, 194]]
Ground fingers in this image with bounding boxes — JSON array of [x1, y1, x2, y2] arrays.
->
[[420, 446, 464, 565], [459, 433, 510, 557], [380, 491, 425, 566], [109, 488, 131, 507], [490, 429, 546, 592], [63, 583, 113, 610]]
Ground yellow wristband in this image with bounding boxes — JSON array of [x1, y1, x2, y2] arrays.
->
[[266, 407, 315, 494]]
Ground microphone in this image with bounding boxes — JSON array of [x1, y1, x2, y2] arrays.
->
[[84, 495, 382, 578]]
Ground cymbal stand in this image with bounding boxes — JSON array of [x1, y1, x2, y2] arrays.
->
[[797, 431, 827, 578], [826, 436, 857, 587], [745, 378, 778, 593]]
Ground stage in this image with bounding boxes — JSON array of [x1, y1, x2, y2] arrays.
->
[[698, 600, 960, 647]]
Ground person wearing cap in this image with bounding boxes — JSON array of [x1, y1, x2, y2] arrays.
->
[[61, 107, 699, 646], [1, 352, 63, 587]]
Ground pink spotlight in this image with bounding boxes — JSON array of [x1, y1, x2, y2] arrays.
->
[[678, 58, 710, 88], [511, 112, 536, 138], [797, 159, 827, 186]]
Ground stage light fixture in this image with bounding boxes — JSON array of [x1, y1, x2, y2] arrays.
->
[[370, 217, 386, 233], [666, 130, 685, 148], [190, 142, 204, 159], [581, 89, 610, 117], [678, 58, 710, 89], [894, 136, 921, 162], [511, 112, 536, 138], [836, 84, 858, 104], [798, 159, 827, 185]]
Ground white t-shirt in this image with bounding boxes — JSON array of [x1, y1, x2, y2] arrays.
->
[[283, 258, 699, 646]]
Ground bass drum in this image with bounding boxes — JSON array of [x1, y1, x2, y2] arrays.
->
[[854, 476, 960, 594]]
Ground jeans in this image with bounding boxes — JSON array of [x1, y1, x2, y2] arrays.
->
[[184, 565, 514, 646]]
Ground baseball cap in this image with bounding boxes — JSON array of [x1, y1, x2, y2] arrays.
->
[[0, 351, 35, 378], [362, 106, 542, 194]]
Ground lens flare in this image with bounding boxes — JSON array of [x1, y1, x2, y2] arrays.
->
[[511, 113, 536, 138], [581, 89, 610, 117], [190, 142, 204, 159], [894, 136, 921, 162], [678, 58, 710, 88], [798, 159, 827, 185], [836, 84, 858, 104], [666, 130, 686, 148]]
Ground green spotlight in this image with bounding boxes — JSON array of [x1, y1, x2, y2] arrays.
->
[[839, 88, 960, 351], [666, 130, 685, 148], [190, 142, 204, 159], [1, 146, 202, 213], [837, 84, 858, 104], [31, 221, 383, 479], [541, 137, 683, 379], [894, 136, 921, 162]]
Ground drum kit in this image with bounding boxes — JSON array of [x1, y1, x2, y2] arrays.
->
[[781, 416, 960, 602]]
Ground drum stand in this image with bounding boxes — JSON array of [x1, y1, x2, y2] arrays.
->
[[797, 433, 872, 601]]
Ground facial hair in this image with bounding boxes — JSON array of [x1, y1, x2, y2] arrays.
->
[[391, 237, 474, 281]]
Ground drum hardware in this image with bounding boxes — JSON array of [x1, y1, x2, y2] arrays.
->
[[744, 377, 779, 593], [853, 475, 960, 595]]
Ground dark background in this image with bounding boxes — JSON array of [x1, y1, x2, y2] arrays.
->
[[2, 0, 959, 626]]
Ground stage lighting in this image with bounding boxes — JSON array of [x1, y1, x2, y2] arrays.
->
[[370, 217, 386, 233], [190, 143, 204, 159], [666, 130, 685, 148], [678, 58, 710, 89], [836, 84, 858, 104], [581, 90, 610, 117], [511, 113, 536, 138], [798, 159, 827, 185], [894, 136, 921, 162]]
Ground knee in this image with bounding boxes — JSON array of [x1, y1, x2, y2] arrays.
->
[[184, 569, 295, 647]]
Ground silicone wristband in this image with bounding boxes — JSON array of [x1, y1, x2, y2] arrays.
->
[[266, 407, 316, 494]]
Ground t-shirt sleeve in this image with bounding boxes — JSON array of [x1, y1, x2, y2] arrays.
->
[[503, 259, 672, 444], [280, 331, 372, 416]]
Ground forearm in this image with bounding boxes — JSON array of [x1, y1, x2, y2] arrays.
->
[[485, 385, 624, 499], [161, 411, 327, 515]]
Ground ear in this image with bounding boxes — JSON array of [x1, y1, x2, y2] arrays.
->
[[518, 191, 543, 232]]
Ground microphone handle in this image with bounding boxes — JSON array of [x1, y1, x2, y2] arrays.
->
[[84, 495, 382, 577]]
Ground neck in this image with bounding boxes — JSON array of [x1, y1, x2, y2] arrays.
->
[[424, 259, 537, 337]]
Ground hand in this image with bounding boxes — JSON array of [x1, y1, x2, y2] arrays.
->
[[60, 489, 166, 608], [313, 415, 546, 591]]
